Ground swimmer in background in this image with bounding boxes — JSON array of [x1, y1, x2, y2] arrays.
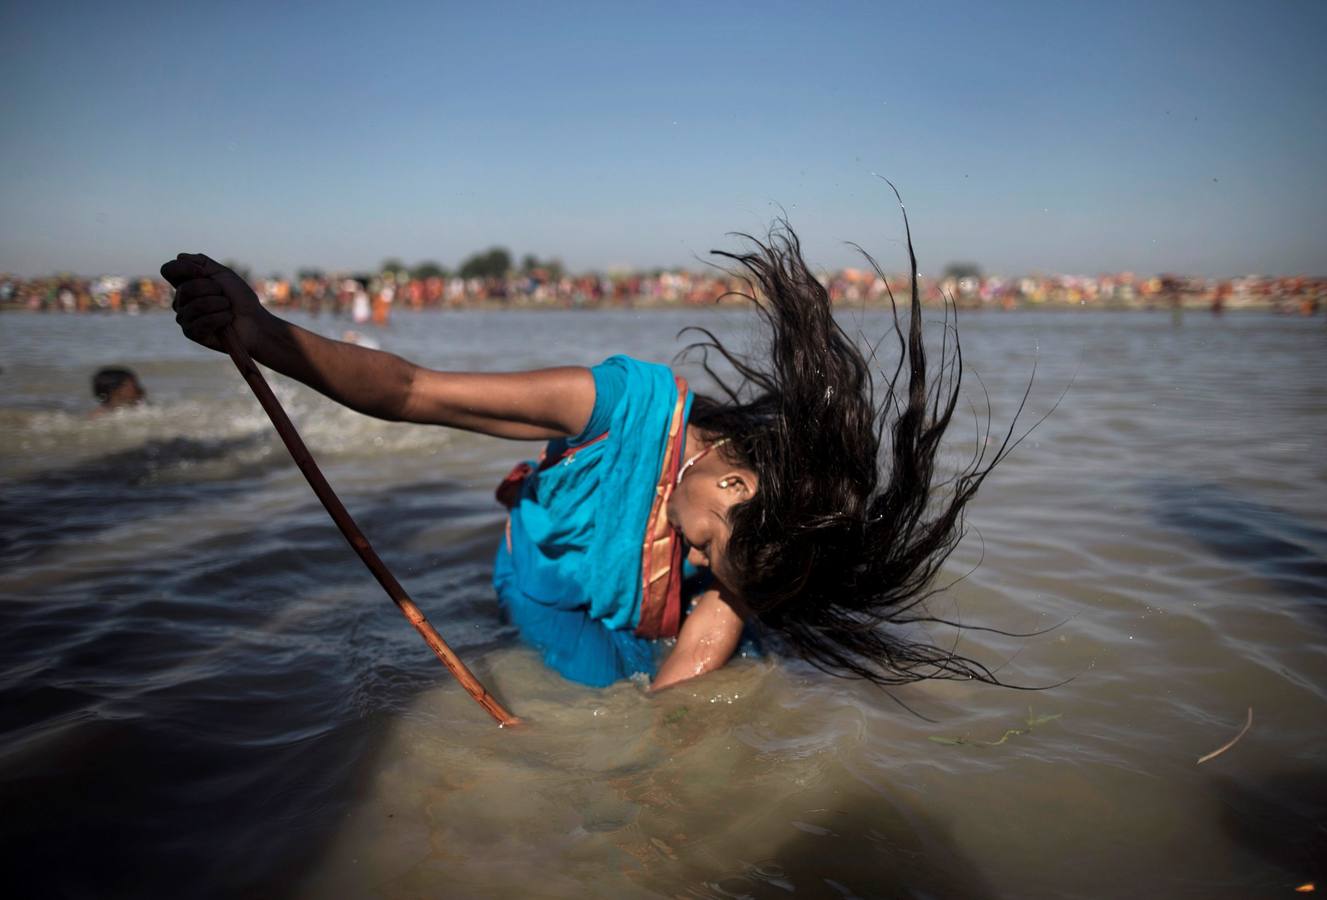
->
[[91, 367, 146, 415], [163, 218, 1021, 692]]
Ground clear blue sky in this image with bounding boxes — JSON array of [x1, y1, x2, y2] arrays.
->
[[1, 0, 1323, 278]]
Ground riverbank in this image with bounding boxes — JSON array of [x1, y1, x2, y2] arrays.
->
[[4, 271, 1323, 317], [2, 293, 1322, 315]]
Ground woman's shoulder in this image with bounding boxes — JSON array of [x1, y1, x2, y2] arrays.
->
[[573, 355, 679, 444]]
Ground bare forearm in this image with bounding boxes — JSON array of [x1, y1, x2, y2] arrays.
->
[[250, 316, 594, 438], [250, 315, 416, 420], [163, 257, 596, 436], [651, 588, 744, 690]]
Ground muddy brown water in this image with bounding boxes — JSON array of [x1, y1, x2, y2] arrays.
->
[[2, 308, 1324, 898]]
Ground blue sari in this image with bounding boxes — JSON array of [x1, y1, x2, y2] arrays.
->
[[493, 355, 693, 686]]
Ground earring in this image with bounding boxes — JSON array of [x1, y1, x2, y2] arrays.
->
[[718, 479, 732, 489]]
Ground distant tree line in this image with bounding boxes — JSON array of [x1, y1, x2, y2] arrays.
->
[[240, 253, 979, 286], [942, 262, 982, 281], [263, 248, 565, 284]]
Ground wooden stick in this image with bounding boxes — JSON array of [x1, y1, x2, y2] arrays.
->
[[218, 327, 519, 727]]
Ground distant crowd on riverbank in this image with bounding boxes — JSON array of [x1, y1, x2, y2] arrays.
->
[[2, 268, 1322, 317]]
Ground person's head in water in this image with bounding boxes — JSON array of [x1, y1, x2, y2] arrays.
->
[[92, 367, 146, 411], [674, 212, 1025, 689]]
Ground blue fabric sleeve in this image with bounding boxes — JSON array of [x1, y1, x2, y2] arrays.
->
[[568, 358, 628, 446]]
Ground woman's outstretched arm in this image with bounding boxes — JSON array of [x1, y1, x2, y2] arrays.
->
[[163, 253, 594, 439]]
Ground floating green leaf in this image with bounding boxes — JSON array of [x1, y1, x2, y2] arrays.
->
[[928, 709, 1061, 749], [664, 706, 690, 725], [1026, 708, 1063, 728]]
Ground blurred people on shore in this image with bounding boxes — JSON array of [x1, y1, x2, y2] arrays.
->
[[3, 266, 1322, 316], [91, 367, 146, 415]]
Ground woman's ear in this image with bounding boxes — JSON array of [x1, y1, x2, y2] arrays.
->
[[717, 471, 756, 496]]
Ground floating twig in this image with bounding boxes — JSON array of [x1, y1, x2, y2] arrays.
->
[[1197, 706, 1252, 765]]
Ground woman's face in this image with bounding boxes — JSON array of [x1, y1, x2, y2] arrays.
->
[[666, 443, 757, 588]]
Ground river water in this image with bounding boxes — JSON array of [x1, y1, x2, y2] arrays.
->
[[2, 307, 1324, 898]]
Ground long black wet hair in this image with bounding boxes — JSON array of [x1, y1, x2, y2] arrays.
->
[[683, 200, 1029, 687]]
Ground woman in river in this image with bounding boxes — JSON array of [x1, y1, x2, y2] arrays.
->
[[163, 219, 1014, 691]]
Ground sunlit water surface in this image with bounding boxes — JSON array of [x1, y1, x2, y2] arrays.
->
[[2, 309, 1324, 898]]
